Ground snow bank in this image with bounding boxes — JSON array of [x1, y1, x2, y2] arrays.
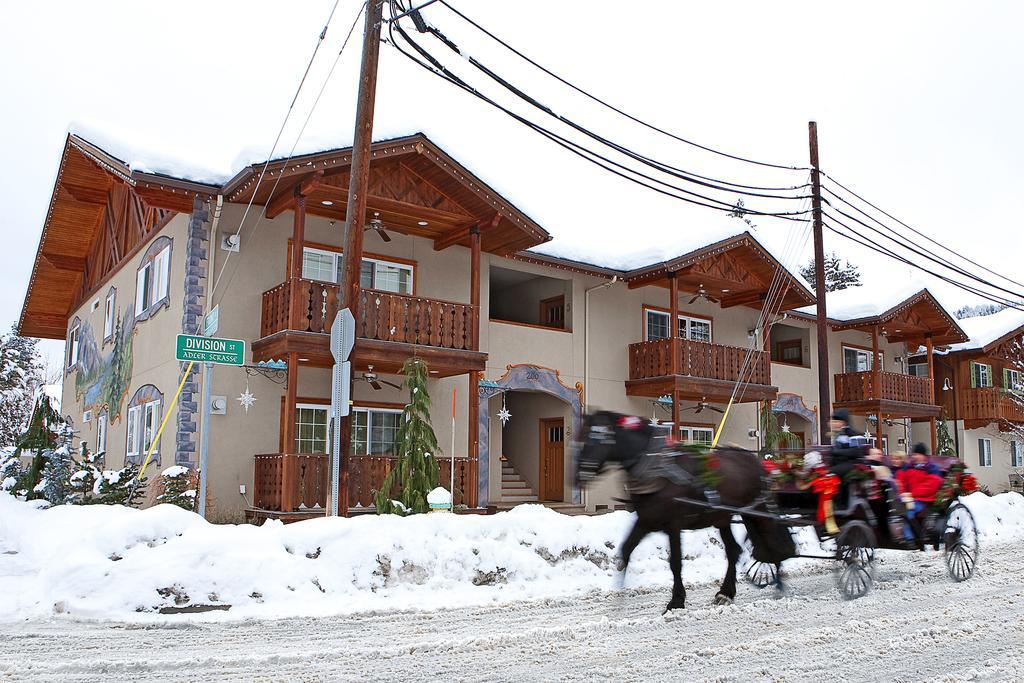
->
[[0, 492, 1020, 623]]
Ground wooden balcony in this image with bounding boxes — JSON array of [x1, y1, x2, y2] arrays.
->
[[252, 453, 475, 516], [254, 278, 485, 375], [625, 337, 776, 402], [834, 371, 939, 418], [961, 388, 1024, 428]]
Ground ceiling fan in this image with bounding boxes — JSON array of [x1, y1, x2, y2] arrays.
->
[[682, 399, 725, 415], [364, 212, 393, 242], [360, 365, 402, 391], [688, 283, 719, 305]]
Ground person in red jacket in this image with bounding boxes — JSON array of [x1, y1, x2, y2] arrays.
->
[[896, 443, 943, 545]]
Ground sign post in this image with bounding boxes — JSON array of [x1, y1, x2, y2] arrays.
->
[[329, 309, 356, 516], [176, 333, 243, 520]]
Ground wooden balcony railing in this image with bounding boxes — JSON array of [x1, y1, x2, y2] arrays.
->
[[253, 453, 473, 512], [834, 371, 935, 405], [628, 338, 771, 385], [260, 278, 479, 351], [961, 388, 1024, 423]]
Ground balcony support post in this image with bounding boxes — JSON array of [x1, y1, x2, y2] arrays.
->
[[671, 389, 681, 443], [669, 272, 679, 376], [926, 335, 937, 455], [290, 190, 306, 280], [470, 223, 481, 351], [871, 325, 881, 401], [282, 352, 299, 512]]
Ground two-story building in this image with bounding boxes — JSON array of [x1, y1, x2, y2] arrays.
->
[[20, 130, 990, 520]]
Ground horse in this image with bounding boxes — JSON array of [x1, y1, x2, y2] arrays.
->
[[575, 410, 796, 613]]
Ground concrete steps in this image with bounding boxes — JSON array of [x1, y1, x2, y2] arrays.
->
[[500, 459, 538, 503]]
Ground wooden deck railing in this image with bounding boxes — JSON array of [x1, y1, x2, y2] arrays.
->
[[260, 278, 479, 351], [254, 453, 473, 512], [834, 371, 935, 405], [628, 338, 771, 385], [961, 388, 1024, 423]]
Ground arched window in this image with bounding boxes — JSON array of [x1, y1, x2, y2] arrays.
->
[[66, 316, 81, 372], [135, 236, 172, 322], [126, 384, 163, 463], [103, 286, 117, 343]]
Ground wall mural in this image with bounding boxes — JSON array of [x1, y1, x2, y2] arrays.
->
[[74, 304, 136, 422]]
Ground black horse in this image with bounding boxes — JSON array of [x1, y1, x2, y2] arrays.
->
[[576, 411, 796, 613]]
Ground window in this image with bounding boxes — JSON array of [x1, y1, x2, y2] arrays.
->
[[96, 413, 108, 454], [1004, 368, 1023, 393], [970, 362, 992, 388], [143, 400, 161, 455], [843, 346, 882, 373], [866, 436, 889, 454], [679, 426, 714, 447], [66, 321, 80, 370], [301, 247, 414, 295], [352, 407, 403, 456], [908, 355, 929, 377], [127, 405, 141, 459], [775, 340, 803, 365], [135, 237, 171, 320], [1012, 441, 1023, 468], [104, 288, 116, 341], [295, 404, 329, 454], [978, 438, 992, 467], [644, 309, 713, 343], [126, 385, 164, 461]]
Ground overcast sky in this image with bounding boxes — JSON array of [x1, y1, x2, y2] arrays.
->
[[3, 1, 1022, 366]]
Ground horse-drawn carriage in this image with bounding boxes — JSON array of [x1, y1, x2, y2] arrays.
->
[[575, 411, 981, 612]]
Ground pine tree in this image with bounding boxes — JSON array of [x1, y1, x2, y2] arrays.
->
[[15, 392, 62, 499], [936, 412, 957, 457], [374, 358, 440, 516], [156, 465, 197, 511], [728, 198, 757, 230], [0, 449, 23, 494], [68, 442, 101, 504], [0, 325, 43, 448], [799, 252, 862, 293], [40, 421, 78, 505]]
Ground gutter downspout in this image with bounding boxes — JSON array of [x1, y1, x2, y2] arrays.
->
[[197, 195, 223, 519], [583, 275, 619, 510]]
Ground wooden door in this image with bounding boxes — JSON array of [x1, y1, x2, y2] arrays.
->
[[539, 417, 565, 502], [539, 295, 565, 329]]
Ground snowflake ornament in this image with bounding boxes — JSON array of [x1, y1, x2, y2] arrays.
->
[[237, 389, 257, 413], [498, 394, 511, 425]]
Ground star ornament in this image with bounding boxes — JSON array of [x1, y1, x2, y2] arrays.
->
[[497, 405, 511, 425], [237, 389, 257, 414]]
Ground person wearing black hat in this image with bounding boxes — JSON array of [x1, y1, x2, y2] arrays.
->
[[829, 408, 865, 479]]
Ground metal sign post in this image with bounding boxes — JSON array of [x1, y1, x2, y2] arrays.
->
[[329, 308, 356, 516], [197, 361, 213, 519]]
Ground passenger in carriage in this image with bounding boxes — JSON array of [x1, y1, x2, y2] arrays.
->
[[896, 443, 944, 547]]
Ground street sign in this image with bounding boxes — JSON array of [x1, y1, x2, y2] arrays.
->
[[331, 361, 351, 418], [203, 305, 220, 337], [331, 308, 356, 362], [175, 334, 245, 365]]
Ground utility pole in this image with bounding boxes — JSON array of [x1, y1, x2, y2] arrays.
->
[[808, 121, 831, 445], [335, 0, 384, 516]]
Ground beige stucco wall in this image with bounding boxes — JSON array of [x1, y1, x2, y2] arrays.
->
[[954, 424, 1021, 492], [60, 213, 190, 474]]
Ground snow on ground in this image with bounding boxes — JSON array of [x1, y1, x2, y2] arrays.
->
[[1, 492, 1022, 625]]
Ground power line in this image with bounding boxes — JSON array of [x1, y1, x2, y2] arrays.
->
[[385, 15, 812, 221], [821, 171, 1024, 292], [418, 20, 811, 203], [435, 0, 810, 174]]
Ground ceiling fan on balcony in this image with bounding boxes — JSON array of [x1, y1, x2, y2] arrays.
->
[[688, 283, 719, 305], [360, 365, 402, 391], [682, 399, 725, 415], [364, 211, 393, 242]]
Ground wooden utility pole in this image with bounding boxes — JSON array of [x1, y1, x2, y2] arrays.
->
[[809, 121, 832, 445], [335, 0, 384, 516]]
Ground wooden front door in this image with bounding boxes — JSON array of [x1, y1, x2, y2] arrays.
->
[[539, 417, 565, 501], [539, 295, 565, 329]]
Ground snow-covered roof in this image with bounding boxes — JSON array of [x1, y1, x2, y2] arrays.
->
[[795, 279, 931, 322], [948, 307, 1024, 352]]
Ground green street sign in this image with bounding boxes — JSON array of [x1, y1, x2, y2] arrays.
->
[[175, 334, 245, 366]]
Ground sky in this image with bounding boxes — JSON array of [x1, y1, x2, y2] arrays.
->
[[2, 1, 1022, 367]]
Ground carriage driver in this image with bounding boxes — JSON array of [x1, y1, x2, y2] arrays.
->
[[828, 408, 865, 479]]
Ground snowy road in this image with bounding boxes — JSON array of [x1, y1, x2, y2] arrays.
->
[[2, 543, 1022, 682]]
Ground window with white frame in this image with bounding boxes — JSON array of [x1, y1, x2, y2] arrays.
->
[[842, 346, 883, 373], [1011, 440, 1023, 468], [908, 354, 929, 377], [295, 404, 329, 454], [644, 309, 713, 343], [866, 436, 890, 454], [66, 320, 80, 370], [978, 438, 992, 467], [96, 413, 108, 454], [352, 407, 403, 456], [126, 385, 163, 461], [680, 425, 714, 447], [1004, 368, 1023, 393], [301, 247, 414, 295], [970, 362, 993, 388], [135, 238, 171, 320], [103, 288, 116, 341]]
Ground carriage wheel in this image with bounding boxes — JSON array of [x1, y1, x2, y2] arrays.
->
[[839, 562, 873, 600], [943, 503, 979, 582], [744, 561, 779, 589], [835, 520, 877, 568]]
